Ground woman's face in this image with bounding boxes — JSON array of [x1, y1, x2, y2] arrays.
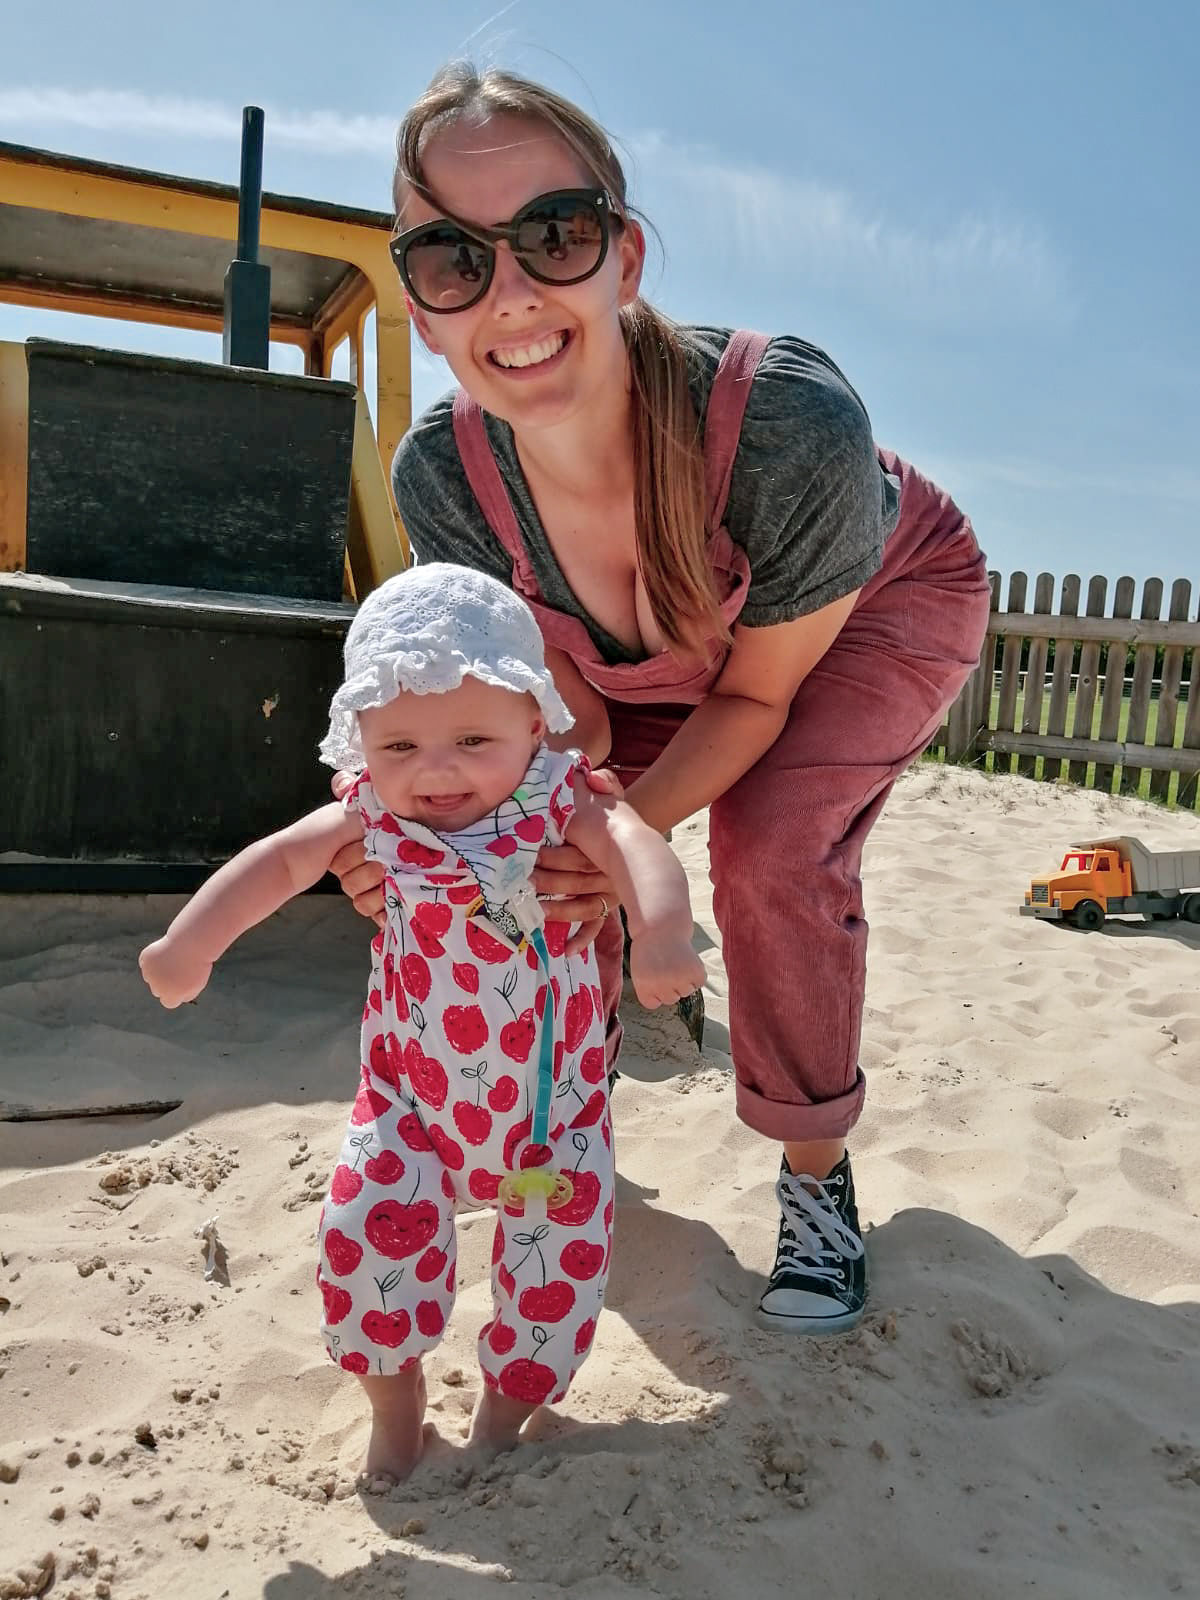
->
[[399, 113, 645, 436]]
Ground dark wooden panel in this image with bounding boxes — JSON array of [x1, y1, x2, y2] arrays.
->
[[0, 597, 349, 862], [25, 341, 355, 602]]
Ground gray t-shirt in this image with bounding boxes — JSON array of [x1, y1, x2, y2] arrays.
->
[[391, 325, 900, 667]]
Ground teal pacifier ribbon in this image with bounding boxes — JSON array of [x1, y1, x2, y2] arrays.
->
[[528, 926, 555, 1146]]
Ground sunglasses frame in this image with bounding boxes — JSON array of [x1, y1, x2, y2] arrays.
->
[[390, 187, 620, 314]]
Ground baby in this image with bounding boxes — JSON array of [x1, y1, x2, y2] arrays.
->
[[139, 563, 703, 1478]]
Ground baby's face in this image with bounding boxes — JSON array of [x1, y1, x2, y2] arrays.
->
[[357, 677, 546, 832]]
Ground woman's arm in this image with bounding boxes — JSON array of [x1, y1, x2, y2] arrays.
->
[[140, 803, 364, 1008], [625, 590, 860, 835]]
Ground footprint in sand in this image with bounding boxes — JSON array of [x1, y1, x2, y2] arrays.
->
[[950, 1319, 1038, 1399]]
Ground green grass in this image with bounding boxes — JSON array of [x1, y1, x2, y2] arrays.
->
[[929, 683, 1198, 811]]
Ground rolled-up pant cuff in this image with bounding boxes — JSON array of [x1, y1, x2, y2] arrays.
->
[[735, 1068, 866, 1144]]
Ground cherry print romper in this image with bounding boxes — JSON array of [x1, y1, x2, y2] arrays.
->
[[317, 745, 614, 1406]]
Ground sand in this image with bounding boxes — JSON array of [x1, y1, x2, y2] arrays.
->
[[1, 762, 1198, 1599]]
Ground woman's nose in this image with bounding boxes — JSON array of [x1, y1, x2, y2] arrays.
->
[[489, 242, 543, 314]]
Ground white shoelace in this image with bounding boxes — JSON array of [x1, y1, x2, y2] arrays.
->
[[773, 1171, 865, 1284]]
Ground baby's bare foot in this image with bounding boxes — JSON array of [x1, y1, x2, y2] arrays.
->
[[356, 1365, 427, 1483], [468, 1387, 537, 1454]]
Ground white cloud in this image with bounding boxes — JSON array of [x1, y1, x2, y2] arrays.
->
[[0, 87, 396, 155], [0, 87, 1074, 326], [628, 129, 1075, 327]]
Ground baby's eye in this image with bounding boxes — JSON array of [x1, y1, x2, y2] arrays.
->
[[459, 735, 489, 748], [385, 741, 414, 754]]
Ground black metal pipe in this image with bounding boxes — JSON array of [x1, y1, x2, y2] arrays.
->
[[223, 105, 271, 368], [236, 106, 265, 262]]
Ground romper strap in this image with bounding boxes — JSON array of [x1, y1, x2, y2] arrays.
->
[[703, 329, 772, 530], [451, 388, 539, 591]]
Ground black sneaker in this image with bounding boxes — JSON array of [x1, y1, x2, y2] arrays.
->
[[756, 1152, 867, 1334]]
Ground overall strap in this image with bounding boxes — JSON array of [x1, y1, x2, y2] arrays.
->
[[703, 329, 772, 529], [451, 389, 538, 589]]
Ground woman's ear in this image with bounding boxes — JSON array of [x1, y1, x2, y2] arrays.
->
[[616, 218, 646, 308], [408, 299, 445, 357]]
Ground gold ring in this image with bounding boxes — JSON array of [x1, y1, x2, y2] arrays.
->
[[597, 895, 610, 919]]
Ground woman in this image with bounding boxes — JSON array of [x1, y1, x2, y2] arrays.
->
[[332, 61, 992, 1336]]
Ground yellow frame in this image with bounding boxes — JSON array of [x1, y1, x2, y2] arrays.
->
[[0, 145, 412, 594]]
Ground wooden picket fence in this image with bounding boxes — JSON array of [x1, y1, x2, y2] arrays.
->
[[933, 572, 1200, 811]]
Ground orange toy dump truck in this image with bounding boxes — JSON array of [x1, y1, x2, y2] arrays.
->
[[1021, 837, 1200, 930]]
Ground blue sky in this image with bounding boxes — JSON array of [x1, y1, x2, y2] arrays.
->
[[2, 0, 1196, 592]]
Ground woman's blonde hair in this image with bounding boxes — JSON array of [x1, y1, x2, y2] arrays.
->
[[394, 62, 729, 656]]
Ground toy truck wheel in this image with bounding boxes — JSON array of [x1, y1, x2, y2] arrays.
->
[[1181, 894, 1200, 925], [1070, 900, 1105, 931]]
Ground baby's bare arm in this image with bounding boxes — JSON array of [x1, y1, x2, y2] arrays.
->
[[564, 781, 704, 1008], [140, 804, 363, 1007]]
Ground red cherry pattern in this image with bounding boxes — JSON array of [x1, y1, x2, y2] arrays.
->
[[487, 1075, 519, 1113], [469, 1167, 501, 1202], [442, 1004, 489, 1055], [400, 952, 431, 1002], [416, 1300, 445, 1337], [570, 1089, 607, 1130], [363, 1148, 406, 1185], [500, 1010, 536, 1064], [517, 1280, 576, 1324], [415, 1245, 447, 1282], [350, 1083, 392, 1125], [323, 1228, 363, 1277], [560, 1239, 604, 1281], [426, 1123, 465, 1170], [396, 1111, 434, 1153], [465, 919, 512, 964], [319, 1278, 353, 1325], [330, 1164, 363, 1206], [578, 1047, 606, 1085], [403, 1039, 448, 1110], [363, 1197, 439, 1260], [361, 1308, 411, 1348], [453, 1100, 492, 1145], [330, 752, 610, 1390], [487, 1319, 517, 1355], [497, 1357, 557, 1405]]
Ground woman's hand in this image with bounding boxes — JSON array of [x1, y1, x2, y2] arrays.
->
[[536, 765, 625, 956], [330, 771, 386, 928]]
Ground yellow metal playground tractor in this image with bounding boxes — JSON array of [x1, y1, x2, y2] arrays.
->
[[0, 124, 411, 891]]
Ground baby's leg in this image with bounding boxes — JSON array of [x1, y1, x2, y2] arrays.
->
[[317, 1074, 460, 1479], [474, 1113, 615, 1449], [356, 1360, 427, 1481]]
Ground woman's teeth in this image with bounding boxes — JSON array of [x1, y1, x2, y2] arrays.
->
[[491, 333, 566, 369]]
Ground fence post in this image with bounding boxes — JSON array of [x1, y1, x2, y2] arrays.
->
[[1017, 573, 1055, 779], [1179, 587, 1200, 813], [993, 572, 1029, 777], [1122, 579, 1164, 795], [1068, 575, 1107, 785], [1044, 574, 1080, 782], [1095, 575, 1135, 797]]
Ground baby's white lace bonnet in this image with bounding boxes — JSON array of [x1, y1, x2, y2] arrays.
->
[[319, 562, 573, 770]]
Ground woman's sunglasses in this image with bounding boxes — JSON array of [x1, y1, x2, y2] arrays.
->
[[390, 188, 621, 314]]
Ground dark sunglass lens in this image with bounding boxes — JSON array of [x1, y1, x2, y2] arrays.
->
[[404, 227, 491, 308], [516, 197, 604, 279]]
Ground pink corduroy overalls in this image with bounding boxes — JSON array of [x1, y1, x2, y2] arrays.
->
[[451, 330, 992, 1144]]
